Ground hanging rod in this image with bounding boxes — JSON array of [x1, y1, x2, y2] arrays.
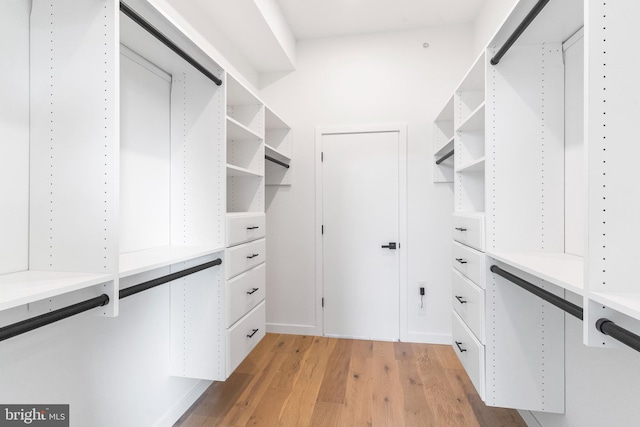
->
[[0, 258, 222, 342], [435, 149, 454, 165], [120, 258, 222, 299], [120, 2, 222, 86], [265, 155, 290, 169], [490, 0, 551, 65], [0, 294, 110, 343], [491, 264, 640, 353]]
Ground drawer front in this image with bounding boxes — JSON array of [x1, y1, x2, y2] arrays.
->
[[452, 213, 485, 251], [452, 269, 485, 343], [452, 311, 485, 400], [227, 213, 266, 247], [452, 241, 485, 289], [226, 238, 266, 279], [228, 301, 265, 375], [227, 263, 266, 327]]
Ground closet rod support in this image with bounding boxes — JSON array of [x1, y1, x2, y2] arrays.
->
[[0, 294, 110, 343], [120, 258, 222, 299], [596, 319, 640, 353], [490, 0, 551, 65], [435, 149, 454, 165], [265, 155, 290, 169], [120, 2, 222, 86], [490, 265, 583, 320]]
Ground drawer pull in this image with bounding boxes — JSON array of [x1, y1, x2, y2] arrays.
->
[[247, 226, 259, 230], [455, 258, 468, 264], [455, 296, 467, 304], [246, 288, 259, 295], [247, 328, 259, 338], [246, 254, 259, 259], [455, 227, 467, 232], [455, 341, 467, 353]]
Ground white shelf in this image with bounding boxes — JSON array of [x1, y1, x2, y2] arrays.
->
[[227, 116, 263, 141], [435, 95, 455, 122], [265, 144, 291, 164], [589, 292, 640, 321], [0, 271, 114, 311], [227, 74, 261, 106], [488, 251, 584, 295], [434, 137, 454, 158], [265, 107, 289, 130], [226, 212, 264, 219], [119, 245, 225, 278], [456, 157, 485, 173], [458, 51, 485, 92], [226, 164, 263, 178], [457, 103, 485, 132]]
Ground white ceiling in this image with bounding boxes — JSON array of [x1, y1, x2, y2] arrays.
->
[[276, 0, 486, 40]]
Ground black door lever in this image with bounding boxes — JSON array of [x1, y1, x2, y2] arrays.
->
[[381, 242, 397, 250]]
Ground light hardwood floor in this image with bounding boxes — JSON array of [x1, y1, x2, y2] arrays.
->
[[174, 334, 527, 427]]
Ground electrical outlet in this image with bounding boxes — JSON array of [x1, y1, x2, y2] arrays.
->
[[417, 281, 427, 315]]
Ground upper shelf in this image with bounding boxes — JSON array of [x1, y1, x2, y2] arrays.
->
[[227, 74, 262, 106], [435, 95, 455, 122], [488, 251, 584, 296], [457, 103, 485, 132], [227, 116, 263, 141], [265, 107, 290, 130], [458, 51, 485, 93]]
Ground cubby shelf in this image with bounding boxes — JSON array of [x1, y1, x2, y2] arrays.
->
[[487, 251, 584, 296], [226, 164, 263, 178], [119, 245, 225, 278], [457, 103, 485, 132], [456, 157, 485, 173], [227, 116, 263, 141], [265, 144, 291, 164], [0, 271, 115, 312]]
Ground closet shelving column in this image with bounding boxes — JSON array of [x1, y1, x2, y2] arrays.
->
[[0, 0, 118, 317], [265, 107, 292, 185], [433, 95, 454, 183], [224, 74, 266, 377]]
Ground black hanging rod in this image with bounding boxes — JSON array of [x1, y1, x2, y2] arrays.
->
[[0, 258, 222, 342], [0, 294, 110, 343], [120, 258, 222, 299], [265, 155, 290, 169], [435, 149, 454, 165], [491, 264, 640, 353], [490, 0, 551, 65], [120, 2, 222, 86]]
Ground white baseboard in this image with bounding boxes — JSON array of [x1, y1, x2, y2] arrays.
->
[[404, 331, 452, 345], [154, 380, 212, 427], [518, 410, 542, 427], [266, 322, 319, 336]]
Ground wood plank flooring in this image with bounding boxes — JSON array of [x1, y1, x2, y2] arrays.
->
[[174, 334, 527, 427]]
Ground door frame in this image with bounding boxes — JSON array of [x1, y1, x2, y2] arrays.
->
[[315, 123, 408, 340]]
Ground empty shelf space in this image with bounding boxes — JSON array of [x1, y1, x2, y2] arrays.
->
[[457, 103, 485, 132], [265, 107, 289, 130], [119, 245, 225, 278], [488, 251, 584, 295], [227, 116, 263, 141], [227, 164, 263, 178], [589, 292, 640, 321], [434, 137, 454, 157], [0, 270, 114, 312], [265, 144, 291, 163], [456, 157, 485, 173]]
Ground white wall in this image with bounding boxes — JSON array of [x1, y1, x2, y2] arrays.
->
[[260, 25, 475, 342]]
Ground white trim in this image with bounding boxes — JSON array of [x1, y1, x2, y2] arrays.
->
[[517, 410, 543, 427], [315, 123, 408, 340], [325, 333, 399, 342], [266, 322, 320, 336], [154, 380, 211, 427], [405, 332, 452, 345]]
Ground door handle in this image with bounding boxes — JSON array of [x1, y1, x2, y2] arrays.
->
[[381, 242, 397, 250], [247, 328, 259, 338], [455, 341, 467, 352], [455, 296, 467, 304], [455, 227, 467, 232], [247, 226, 259, 230], [247, 288, 259, 295], [247, 254, 259, 259], [455, 258, 467, 264]]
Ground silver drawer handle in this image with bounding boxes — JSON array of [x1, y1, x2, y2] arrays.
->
[[246, 254, 259, 259], [247, 328, 259, 338], [455, 296, 467, 304], [455, 227, 467, 232], [247, 226, 259, 230], [455, 258, 468, 264], [455, 341, 467, 352], [247, 288, 259, 295]]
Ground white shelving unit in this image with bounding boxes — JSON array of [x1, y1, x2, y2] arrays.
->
[[265, 106, 293, 186], [433, 95, 454, 183]]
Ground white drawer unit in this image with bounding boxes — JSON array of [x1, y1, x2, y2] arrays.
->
[[227, 213, 266, 247], [452, 241, 486, 288], [452, 213, 485, 251], [227, 301, 266, 375], [226, 238, 266, 279], [452, 310, 485, 400], [452, 269, 485, 344], [226, 263, 265, 327]]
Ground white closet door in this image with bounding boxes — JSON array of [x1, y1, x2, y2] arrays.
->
[[322, 130, 400, 341]]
